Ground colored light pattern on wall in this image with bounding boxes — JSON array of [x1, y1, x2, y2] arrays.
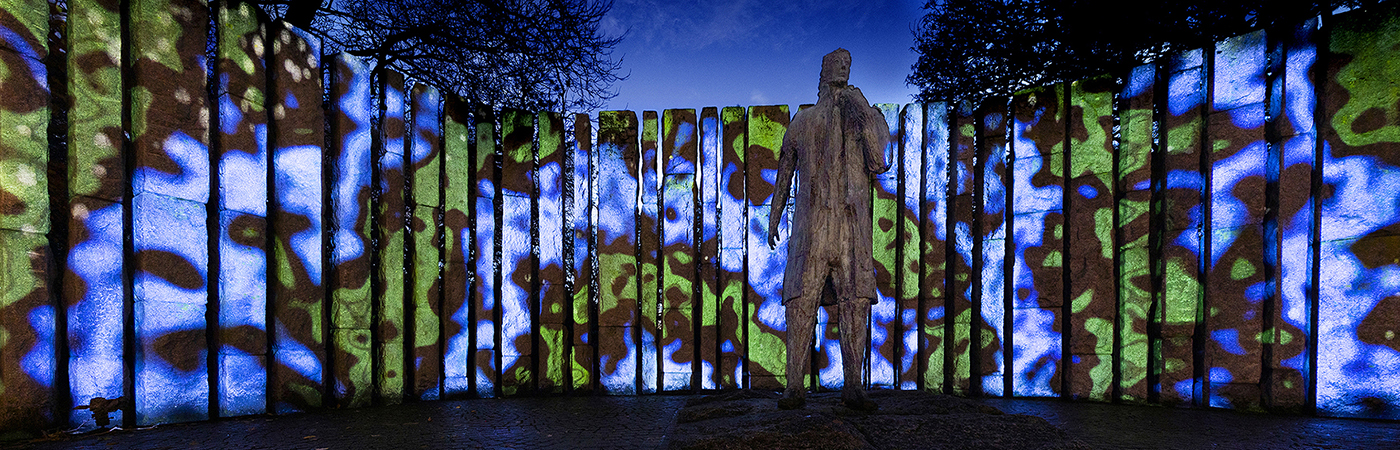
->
[[214, 0, 268, 419], [11, 2, 1400, 433], [408, 84, 443, 401], [376, 68, 408, 403], [0, 0, 51, 431], [268, 23, 324, 414], [1009, 85, 1065, 398], [328, 51, 374, 408], [660, 109, 699, 391], [744, 105, 790, 391]]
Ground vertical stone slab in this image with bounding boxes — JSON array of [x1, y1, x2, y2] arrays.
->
[[408, 84, 442, 400], [1066, 76, 1116, 401], [661, 109, 698, 391], [537, 111, 567, 394], [1206, 30, 1268, 410], [0, 0, 52, 431], [375, 69, 407, 403], [596, 110, 639, 394], [328, 53, 373, 408], [569, 113, 595, 393], [213, 0, 268, 418], [920, 103, 950, 392], [718, 107, 746, 389], [441, 95, 472, 397], [1269, 19, 1318, 413], [871, 104, 900, 389], [1117, 64, 1156, 403], [697, 107, 721, 390], [65, 0, 127, 424], [66, 1, 126, 426], [1009, 85, 1065, 398], [1316, 5, 1400, 420], [1160, 50, 1206, 406], [129, 0, 210, 425], [638, 111, 660, 394], [267, 23, 323, 414], [898, 104, 924, 390], [499, 108, 534, 395], [949, 103, 977, 395], [470, 104, 497, 398], [745, 105, 789, 391], [976, 100, 1009, 396]]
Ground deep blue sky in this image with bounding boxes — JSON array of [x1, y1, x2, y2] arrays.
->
[[597, 0, 927, 113]]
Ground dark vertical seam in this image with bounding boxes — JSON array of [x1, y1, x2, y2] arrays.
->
[[119, 0, 136, 426], [1148, 60, 1169, 404], [943, 102, 956, 394], [1198, 43, 1216, 409], [319, 34, 334, 409], [492, 106, 504, 399], [1307, 12, 1329, 416], [1003, 98, 1015, 398], [48, 0, 73, 425], [740, 109, 750, 390], [367, 68, 383, 405], [1060, 83, 1073, 400], [530, 112, 542, 394], [262, 20, 278, 417], [205, 1, 221, 418], [401, 83, 416, 402], [437, 95, 447, 399], [970, 102, 984, 398], [1111, 75, 1125, 403]]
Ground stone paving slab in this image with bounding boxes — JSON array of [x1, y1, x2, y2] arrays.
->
[[4, 394, 1400, 449], [984, 398, 1400, 450], [2, 396, 688, 450]]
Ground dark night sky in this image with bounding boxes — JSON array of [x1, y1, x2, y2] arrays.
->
[[597, 0, 927, 113]]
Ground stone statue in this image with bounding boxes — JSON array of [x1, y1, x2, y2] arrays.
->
[[768, 48, 890, 411]]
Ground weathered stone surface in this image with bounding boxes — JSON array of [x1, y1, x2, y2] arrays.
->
[[669, 390, 1088, 450]]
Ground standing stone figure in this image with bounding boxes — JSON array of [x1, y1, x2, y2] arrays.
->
[[768, 48, 890, 411]]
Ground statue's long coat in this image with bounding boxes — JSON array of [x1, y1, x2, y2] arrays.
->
[[770, 85, 890, 304]]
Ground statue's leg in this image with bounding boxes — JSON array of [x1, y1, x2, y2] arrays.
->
[[838, 298, 877, 411], [779, 295, 818, 409]]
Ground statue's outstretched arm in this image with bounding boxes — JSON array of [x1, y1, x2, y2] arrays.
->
[[769, 119, 800, 249]]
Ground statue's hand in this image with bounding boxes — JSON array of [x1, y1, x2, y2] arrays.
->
[[768, 231, 780, 250]]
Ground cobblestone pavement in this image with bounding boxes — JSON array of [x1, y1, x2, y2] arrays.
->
[[4, 394, 1399, 449], [984, 397, 1400, 450], [2, 395, 688, 450]]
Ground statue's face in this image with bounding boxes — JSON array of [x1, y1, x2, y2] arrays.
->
[[819, 49, 851, 98]]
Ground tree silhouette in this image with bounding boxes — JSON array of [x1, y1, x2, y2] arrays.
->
[[907, 0, 1368, 104], [249, 0, 625, 112]]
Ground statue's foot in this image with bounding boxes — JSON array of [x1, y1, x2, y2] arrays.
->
[[841, 390, 878, 412], [777, 394, 807, 410]]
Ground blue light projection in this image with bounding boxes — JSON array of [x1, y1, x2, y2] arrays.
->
[[1010, 88, 1064, 397], [66, 200, 125, 428], [899, 104, 924, 390], [870, 103, 900, 388], [980, 109, 1008, 397]]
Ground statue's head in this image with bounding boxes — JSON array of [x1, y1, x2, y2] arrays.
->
[[819, 48, 851, 99]]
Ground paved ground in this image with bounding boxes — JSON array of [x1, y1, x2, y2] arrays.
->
[[3, 393, 1398, 449]]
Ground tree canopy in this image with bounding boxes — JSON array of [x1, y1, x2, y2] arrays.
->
[[252, 0, 625, 112], [907, 0, 1372, 104]]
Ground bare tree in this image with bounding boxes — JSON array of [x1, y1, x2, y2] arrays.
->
[[250, 0, 625, 112], [908, 0, 1365, 104]]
